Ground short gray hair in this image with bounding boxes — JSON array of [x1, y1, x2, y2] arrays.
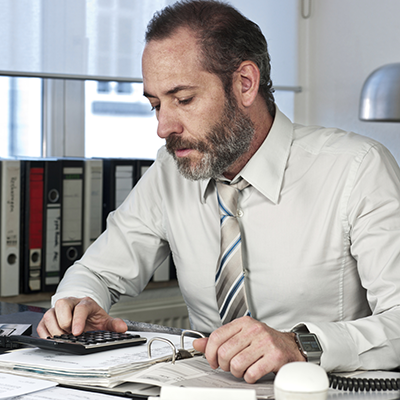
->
[[145, 0, 275, 117]]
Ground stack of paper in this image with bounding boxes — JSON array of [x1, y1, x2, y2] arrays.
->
[[0, 372, 56, 398], [125, 357, 275, 400], [0, 331, 195, 388]]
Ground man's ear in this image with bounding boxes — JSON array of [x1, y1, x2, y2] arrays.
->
[[233, 60, 260, 108]]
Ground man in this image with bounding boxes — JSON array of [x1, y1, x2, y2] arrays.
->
[[38, 0, 400, 384]]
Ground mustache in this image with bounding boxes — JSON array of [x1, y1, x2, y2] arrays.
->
[[166, 135, 210, 154]]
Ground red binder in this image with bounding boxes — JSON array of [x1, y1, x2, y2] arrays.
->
[[21, 160, 45, 293]]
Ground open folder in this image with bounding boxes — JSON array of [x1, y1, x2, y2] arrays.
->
[[0, 330, 199, 388], [0, 329, 276, 399]]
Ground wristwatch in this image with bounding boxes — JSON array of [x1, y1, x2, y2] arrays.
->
[[292, 326, 323, 365]]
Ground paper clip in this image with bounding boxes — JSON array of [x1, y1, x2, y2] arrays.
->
[[147, 329, 205, 364]]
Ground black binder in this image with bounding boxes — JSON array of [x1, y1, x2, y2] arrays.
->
[[59, 158, 85, 279], [102, 158, 138, 231], [135, 159, 154, 183], [42, 159, 62, 292]]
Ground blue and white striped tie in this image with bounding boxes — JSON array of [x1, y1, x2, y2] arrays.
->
[[215, 178, 251, 324]]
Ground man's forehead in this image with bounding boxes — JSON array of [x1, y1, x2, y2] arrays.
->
[[144, 26, 199, 56], [142, 31, 210, 96]]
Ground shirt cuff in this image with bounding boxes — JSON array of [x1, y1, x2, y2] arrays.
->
[[290, 321, 360, 372]]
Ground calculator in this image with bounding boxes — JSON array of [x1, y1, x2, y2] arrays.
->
[[9, 331, 147, 355]]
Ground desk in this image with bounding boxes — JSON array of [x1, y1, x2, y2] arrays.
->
[[0, 301, 47, 316], [0, 301, 47, 337], [0, 302, 399, 400]]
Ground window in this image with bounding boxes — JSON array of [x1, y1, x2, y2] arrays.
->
[[85, 81, 162, 159], [1, 0, 299, 159], [0, 76, 42, 158]]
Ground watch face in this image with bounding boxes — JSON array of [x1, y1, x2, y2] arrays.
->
[[300, 334, 322, 352]]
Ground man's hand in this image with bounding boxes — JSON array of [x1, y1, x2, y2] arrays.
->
[[192, 316, 305, 383], [37, 296, 127, 338]]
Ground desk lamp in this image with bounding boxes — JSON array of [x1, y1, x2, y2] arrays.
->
[[359, 63, 400, 122]]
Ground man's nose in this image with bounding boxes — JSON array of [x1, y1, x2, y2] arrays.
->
[[157, 106, 183, 139]]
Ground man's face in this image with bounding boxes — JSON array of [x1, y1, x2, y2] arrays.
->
[[142, 28, 255, 180], [165, 94, 254, 180]]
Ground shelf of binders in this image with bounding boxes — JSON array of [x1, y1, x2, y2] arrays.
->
[[0, 157, 176, 299]]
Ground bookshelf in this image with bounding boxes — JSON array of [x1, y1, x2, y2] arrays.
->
[[0, 156, 188, 326]]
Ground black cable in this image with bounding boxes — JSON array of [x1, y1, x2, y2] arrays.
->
[[328, 373, 400, 392]]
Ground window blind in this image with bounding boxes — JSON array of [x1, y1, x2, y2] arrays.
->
[[0, 0, 174, 80]]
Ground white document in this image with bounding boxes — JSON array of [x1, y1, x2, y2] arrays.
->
[[126, 356, 275, 399], [128, 360, 400, 400], [151, 386, 257, 400], [0, 372, 56, 399], [0, 331, 195, 388], [8, 386, 126, 399]]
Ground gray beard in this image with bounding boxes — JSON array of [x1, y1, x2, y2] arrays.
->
[[166, 96, 255, 181]]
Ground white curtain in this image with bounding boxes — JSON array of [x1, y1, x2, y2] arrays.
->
[[0, 0, 299, 119], [0, 0, 173, 79]]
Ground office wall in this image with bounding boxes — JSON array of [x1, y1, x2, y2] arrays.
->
[[295, 0, 400, 163], [228, 0, 299, 119], [228, 0, 299, 87]]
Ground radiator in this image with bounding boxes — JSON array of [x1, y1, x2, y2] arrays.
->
[[109, 294, 191, 330]]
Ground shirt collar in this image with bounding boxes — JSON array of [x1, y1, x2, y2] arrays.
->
[[241, 107, 293, 204], [200, 106, 293, 204]]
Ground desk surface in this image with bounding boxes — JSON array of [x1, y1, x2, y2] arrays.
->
[[0, 301, 47, 315], [0, 301, 47, 337], [0, 302, 399, 400]]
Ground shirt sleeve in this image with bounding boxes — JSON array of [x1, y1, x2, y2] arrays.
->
[[296, 143, 400, 372], [52, 157, 171, 312]]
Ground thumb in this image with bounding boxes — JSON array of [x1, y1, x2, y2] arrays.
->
[[193, 337, 208, 353], [106, 317, 128, 333]]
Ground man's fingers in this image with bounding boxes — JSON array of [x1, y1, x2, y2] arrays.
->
[[36, 319, 49, 338], [37, 297, 88, 338], [204, 318, 245, 369], [107, 317, 128, 333], [242, 356, 269, 384], [71, 297, 102, 335], [53, 297, 83, 333], [37, 296, 122, 339], [214, 329, 252, 372], [37, 308, 68, 338], [229, 345, 265, 381], [193, 337, 208, 353]]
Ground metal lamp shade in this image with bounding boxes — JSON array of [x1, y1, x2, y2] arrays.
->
[[359, 63, 400, 122]]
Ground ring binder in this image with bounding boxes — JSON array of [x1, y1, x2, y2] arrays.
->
[[180, 329, 205, 348], [147, 329, 205, 364]]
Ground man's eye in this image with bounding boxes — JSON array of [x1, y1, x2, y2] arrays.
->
[[178, 97, 193, 106], [151, 105, 160, 111]]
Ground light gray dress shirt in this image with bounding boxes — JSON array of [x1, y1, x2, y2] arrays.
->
[[53, 108, 400, 372]]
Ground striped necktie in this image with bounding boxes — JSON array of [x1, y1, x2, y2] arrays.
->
[[215, 178, 251, 324]]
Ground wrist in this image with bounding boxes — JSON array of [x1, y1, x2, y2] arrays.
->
[[291, 326, 323, 365], [288, 332, 307, 362], [290, 332, 307, 362]]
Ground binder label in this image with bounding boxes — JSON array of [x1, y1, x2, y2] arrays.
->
[[45, 205, 61, 285], [115, 165, 134, 207], [62, 167, 83, 243]]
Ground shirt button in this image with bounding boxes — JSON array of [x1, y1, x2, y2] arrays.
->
[[237, 209, 244, 218]]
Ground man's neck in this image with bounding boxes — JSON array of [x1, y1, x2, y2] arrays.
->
[[223, 100, 274, 180]]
